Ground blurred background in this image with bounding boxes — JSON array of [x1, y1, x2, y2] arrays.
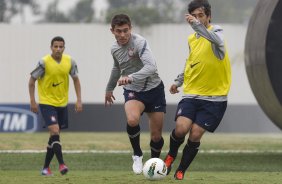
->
[[0, 0, 280, 133]]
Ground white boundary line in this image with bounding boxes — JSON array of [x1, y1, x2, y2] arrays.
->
[[1, 150, 282, 154]]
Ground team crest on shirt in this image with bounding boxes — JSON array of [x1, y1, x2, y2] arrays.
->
[[177, 108, 182, 115], [128, 92, 135, 98], [128, 47, 135, 57], [50, 116, 56, 122]]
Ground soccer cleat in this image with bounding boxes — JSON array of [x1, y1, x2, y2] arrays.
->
[[174, 170, 184, 180], [41, 167, 53, 176], [164, 154, 175, 175], [132, 155, 143, 174], [59, 164, 68, 175]]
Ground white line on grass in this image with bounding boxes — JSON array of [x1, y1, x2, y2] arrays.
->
[[1, 150, 282, 154]]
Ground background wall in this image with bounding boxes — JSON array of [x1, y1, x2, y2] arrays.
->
[[0, 24, 254, 104]]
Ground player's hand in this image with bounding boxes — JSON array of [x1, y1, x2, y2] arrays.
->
[[169, 84, 179, 94], [30, 100, 39, 113], [185, 14, 197, 24], [105, 91, 115, 107], [75, 100, 83, 112], [118, 76, 132, 86]]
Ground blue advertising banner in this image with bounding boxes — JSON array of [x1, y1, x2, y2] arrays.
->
[[0, 104, 279, 132], [0, 105, 39, 132]]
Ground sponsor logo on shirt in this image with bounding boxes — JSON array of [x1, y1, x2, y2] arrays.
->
[[52, 82, 63, 87], [190, 62, 200, 68], [128, 47, 135, 57]]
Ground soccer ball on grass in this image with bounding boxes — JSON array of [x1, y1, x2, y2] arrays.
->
[[142, 158, 167, 180]]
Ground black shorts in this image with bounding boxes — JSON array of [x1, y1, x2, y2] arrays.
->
[[123, 81, 166, 113], [175, 98, 227, 132], [39, 104, 68, 129]]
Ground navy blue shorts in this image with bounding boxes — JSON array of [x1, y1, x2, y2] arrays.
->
[[39, 104, 68, 129], [175, 98, 227, 132], [123, 81, 166, 113]]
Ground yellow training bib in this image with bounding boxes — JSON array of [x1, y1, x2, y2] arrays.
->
[[38, 54, 71, 107], [183, 27, 231, 96]]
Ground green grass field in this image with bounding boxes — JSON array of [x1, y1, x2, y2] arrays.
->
[[0, 132, 282, 184]]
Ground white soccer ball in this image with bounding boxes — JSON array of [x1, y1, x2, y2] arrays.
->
[[143, 158, 167, 180]]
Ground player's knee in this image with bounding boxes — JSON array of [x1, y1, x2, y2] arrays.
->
[[150, 134, 162, 142], [150, 126, 162, 141], [127, 116, 140, 126], [171, 129, 185, 143], [48, 123, 60, 132], [174, 127, 187, 138], [50, 131, 60, 136], [189, 124, 205, 140], [188, 132, 203, 142]]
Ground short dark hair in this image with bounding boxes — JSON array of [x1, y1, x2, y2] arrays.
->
[[188, 0, 211, 17], [111, 14, 131, 29], [51, 36, 65, 46]]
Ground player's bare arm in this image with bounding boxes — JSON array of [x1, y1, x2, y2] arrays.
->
[[28, 76, 39, 113], [105, 91, 116, 107], [72, 76, 82, 112]]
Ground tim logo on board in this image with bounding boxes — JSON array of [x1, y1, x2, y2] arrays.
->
[[0, 106, 38, 132]]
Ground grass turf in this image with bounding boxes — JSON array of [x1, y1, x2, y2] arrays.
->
[[0, 133, 282, 183]]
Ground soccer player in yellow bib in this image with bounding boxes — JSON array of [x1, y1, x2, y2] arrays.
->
[[163, 0, 231, 180], [28, 36, 82, 176]]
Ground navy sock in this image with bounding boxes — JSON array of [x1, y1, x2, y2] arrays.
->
[[178, 139, 200, 172], [43, 138, 54, 168], [127, 124, 142, 156], [150, 137, 164, 158], [168, 129, 185, 158], [50, 135, 65, 165]]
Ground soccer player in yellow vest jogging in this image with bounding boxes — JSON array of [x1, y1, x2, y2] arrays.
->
[[28, 36, 82, 176], [163, 0, 231, 180]]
